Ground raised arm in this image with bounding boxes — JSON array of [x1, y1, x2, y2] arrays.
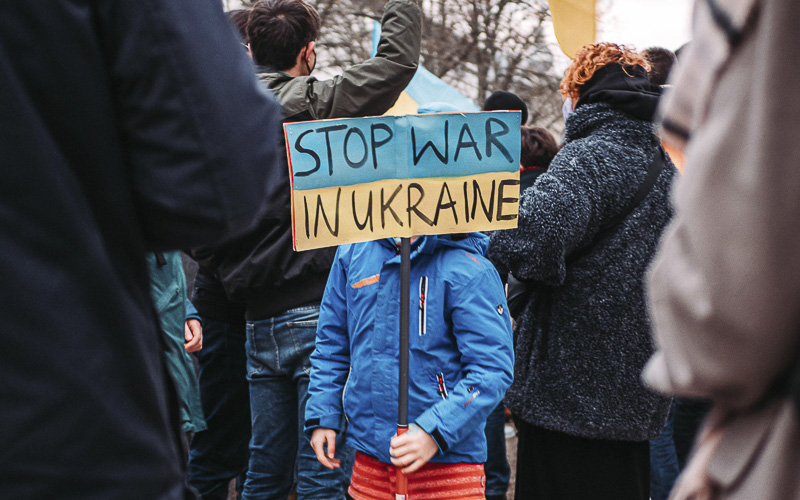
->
[[309, 0, 421, 119]]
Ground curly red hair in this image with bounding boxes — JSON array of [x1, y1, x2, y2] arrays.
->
[[560, 42, 650, 101]]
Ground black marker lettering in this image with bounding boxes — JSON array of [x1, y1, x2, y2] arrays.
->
[[463, 181, 471, 223], [304, 195, 310, 238], [485, 117, 513, 163], [313, 188, 341, 237], [471, 179, 495, 222], [412, 121, 449, 165], [454, 123, 482, 162], [381, 185, 403, 229], [352, 190, 374, 231], [432, 182, 458, 226], [497, 179, 519, 221], [316, 124, 347, 175], [407, 183, 434, 226], [294, 129, 321, 177], [344, 127, 368, 168], [370, 123, 393, 169]]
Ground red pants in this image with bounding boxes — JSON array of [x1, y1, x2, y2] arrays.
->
[[348, 451, 486, 500]]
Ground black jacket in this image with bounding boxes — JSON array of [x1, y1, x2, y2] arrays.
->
[[0, 0, 281, 497], [196, 0, 422, 320]]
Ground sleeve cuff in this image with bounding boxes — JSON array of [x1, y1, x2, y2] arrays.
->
[[414, 419, 449, 454], [303, 414, 343, 437]]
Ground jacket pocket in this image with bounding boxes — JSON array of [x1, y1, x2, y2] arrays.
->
[[436, 372, 448, 400], [418, 276, 428, 336]]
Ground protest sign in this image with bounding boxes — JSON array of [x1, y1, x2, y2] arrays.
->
[[285, 111, 520, 251]]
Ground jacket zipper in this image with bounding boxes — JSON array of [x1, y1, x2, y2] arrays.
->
[[342, 367, 352, 428], [418, 276, 428, 336]]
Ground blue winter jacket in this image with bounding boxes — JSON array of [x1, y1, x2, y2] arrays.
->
[[305, 233, 514, 464]]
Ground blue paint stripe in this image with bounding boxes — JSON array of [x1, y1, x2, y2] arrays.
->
[[286, 112, 521, 191]]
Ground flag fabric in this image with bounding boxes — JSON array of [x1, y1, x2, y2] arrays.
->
[[549, 0, 596, 58], [371, 21, 480, 115]]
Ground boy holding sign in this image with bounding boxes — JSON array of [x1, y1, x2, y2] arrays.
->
[[305, 233, 514, 499]]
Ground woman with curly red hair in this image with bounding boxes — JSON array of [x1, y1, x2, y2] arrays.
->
[[488, 42, 676, 499]]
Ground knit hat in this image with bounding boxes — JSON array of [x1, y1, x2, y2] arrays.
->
[[483, 90, 529, 125]]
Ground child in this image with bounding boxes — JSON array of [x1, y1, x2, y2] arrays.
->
[[304, 233, 514, 500]]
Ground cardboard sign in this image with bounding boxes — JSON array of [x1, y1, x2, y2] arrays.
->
[[285, 111, 520, 251]]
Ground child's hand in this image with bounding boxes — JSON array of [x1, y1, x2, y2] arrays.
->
[[184, 319, 203, 352], [310, 428, 341, 470], [389, 424, 438, 474]]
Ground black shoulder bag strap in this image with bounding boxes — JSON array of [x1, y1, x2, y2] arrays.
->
[[506, 146, 667, 318], [566, 146, 667, 266]]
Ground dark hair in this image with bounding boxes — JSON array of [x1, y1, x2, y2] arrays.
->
[[642, 47, 676, 86], [247, 0, 321, 70], [227, 9, 250, 41], [520, 126, 559, 169]]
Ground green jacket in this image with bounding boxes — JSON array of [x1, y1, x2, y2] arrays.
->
[[147, 252, 206, 433], [257, 0, 421, 121]]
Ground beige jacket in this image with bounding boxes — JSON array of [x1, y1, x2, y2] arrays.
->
[[644, 0, 800, 498]]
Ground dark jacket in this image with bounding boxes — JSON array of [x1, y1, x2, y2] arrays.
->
[[0, 0, 281, 497], [201, 0, 422, 320], [305, 234, 514, 464], [488, 100, 675, 441]]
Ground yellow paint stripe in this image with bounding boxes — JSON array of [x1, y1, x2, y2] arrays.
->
[[291, 171, 519, 251]]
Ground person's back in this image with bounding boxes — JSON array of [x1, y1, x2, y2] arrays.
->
[[209, 0, 422, 317], [0, 0, 281, 497], [488, 43, 674, 500]]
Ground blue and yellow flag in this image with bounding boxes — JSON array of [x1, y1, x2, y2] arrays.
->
[[371, 22, 479, 115]]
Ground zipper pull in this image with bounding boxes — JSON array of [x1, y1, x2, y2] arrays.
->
[[418, 276, 427, 336]]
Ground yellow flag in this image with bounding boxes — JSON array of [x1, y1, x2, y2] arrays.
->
[[550, 0, 596, 58]]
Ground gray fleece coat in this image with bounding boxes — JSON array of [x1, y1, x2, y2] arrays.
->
[[488, 102, 674, 441]]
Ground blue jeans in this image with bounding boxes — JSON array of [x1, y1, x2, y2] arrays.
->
[[484, 403, 510, 497], [243, 305, 351, 500], [188, 316, 251, 500], [649, 402, 679, 500]]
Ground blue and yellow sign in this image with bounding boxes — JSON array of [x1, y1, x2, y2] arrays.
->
[[286, 111, 521, 250]]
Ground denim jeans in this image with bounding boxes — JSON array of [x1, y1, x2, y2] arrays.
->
[[484, 403, 510, 497], [242, 305, 351, 500], [188, 317, 251, 500], [649, 402, 679, 500]]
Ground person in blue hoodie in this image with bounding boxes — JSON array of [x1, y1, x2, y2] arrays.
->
[[304, 233, 514, 499]]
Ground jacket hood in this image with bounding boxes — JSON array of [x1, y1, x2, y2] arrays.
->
[[425, 232, 490, 256], [381, 233, 490, 257], [576, 63, 661, 122], [563, 102, 657, 147]]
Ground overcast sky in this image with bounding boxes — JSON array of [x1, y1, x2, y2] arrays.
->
[[548, 0, 694, 72], [598, 0, 693, 51]]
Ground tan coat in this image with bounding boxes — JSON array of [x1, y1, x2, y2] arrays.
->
[[644, 0, 800, 498]]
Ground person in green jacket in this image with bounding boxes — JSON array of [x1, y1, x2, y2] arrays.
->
[[147, 252, 207, 444]]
